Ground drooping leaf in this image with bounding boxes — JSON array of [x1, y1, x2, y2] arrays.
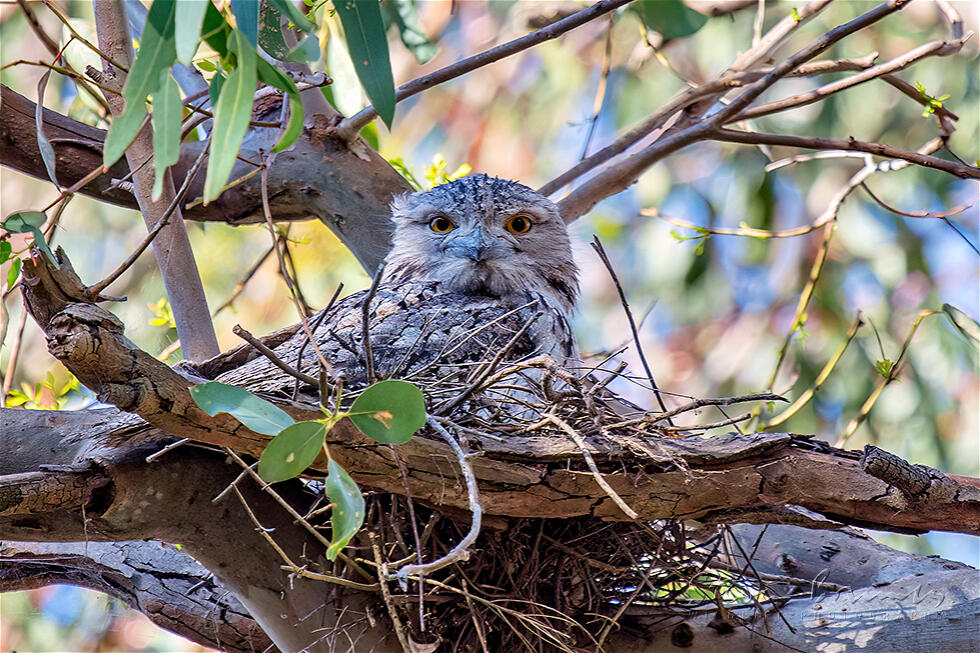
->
[[325, 19, 363, 116], [385, 0, 437, 64], [189, 381, 295, 435], [231, 0, 260, 49], [634, 0, 708, 40], [2, 211, 57, 267], [208, 70, 225, 107], [35, 70, 59, 189], [6, 257, 21, 289], [268, 0, 316, 33], [102, 0, 177, 168], [325, 458, 365, 560], [332, 0, 396, 128], [256, 58, 304, 152], [942, 303, 980, 344], [175, 0, 209, 65], [349, 379, 425, 444], [203, 29, 257, 203], [0, 241, 11, 264], [258, 420, 328, 483], [151, 69, 182, 200]]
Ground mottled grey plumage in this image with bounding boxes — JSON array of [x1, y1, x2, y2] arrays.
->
[[220, 175, 579, 400]]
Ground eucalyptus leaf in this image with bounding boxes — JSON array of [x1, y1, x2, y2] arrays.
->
[[6, 257, 21, 289], [203, 29, 257, 203], [230, 0, 260, 49], [201, 1, 232, 57], [102, 0, 177, 168], [634, 0, 708, 40], [325, 458, 365, 560], [259, 4, 320, 63], [0, 241, 11, 264], [3, 211, 46, 232], [35, 70, 59, 189], [268, 0, 316, 33], [942, 303, 980, 344], [349, 379, 425, 444], [189, 381, 295, 435], [332, 0, 396, 128], [175, 0, 209, 65], [151, 69, 182, 200], [258, 420, 328, 483], [256, 59, 303, 152]]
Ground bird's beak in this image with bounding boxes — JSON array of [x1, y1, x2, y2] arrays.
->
[[447, 225, 490, 261]]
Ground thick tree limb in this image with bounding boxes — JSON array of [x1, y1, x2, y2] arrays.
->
[[0, 540, 271, 653], [11, 247, 980, 537]]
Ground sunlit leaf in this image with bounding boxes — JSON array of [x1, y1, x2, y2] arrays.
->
[[259, 4, 320, 62], [385, 0, 437, 64], [190, 381, 295, 435], [0, 241, 11, 264], [325, 458, 365, 560], [103, 0, 177, 168], [175, 0, 209, 65], [35, 70, 59, 189], [256, 58, 304, 152], [151, 69, 182, 200], [325, 19, 363, 116], [201, 1, 232, 57], [258, 420, 328, 483], [942, 303, 980, 344], [203, 29, 257, 203], [332, 0, 396, 128], [634, 0, 708, 40], [349, 379, 425, 444]]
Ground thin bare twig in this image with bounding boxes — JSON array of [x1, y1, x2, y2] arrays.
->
[[859, 183, 979, 256], [361, 263, 386, 385], [232, 325, 318, 387], [336, 0, 632, 138], [393, 418, 483, 580]]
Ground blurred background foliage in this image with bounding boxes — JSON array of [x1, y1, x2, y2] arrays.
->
[[1, 1, 977, 650]]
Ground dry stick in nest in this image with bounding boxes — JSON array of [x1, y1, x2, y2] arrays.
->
[[545, 413, 639, 520], [361, 263, 386, 385], [391, 418, 483, 582], [590, 236, 674, 425], [293, 296, 338, 401], [232, 325, 318, 387]]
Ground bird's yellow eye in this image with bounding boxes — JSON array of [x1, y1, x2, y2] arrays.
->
[[429, 215, 455, 233], [505, 214, 533, 234]]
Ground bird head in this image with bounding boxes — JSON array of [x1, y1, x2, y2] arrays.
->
[[383, 174, 579, 311]]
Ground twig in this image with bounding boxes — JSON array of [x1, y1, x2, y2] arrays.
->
[[144, 438, 192, 463], [710, 127, 980, 179], [361, 263, 386, 384], [232, 325, 318, 387], [546, 413, 639, 519], [859, 182, 979, 256], [336, 0, 632, 138], [661, 412, 752, 433], [579, 15, 613, 161], [212, 244, 276, 317], [591, 237, 672, 421], [605, 392, 784, 430], [393, 418, 483, 580], [371, 533, 412, 653]]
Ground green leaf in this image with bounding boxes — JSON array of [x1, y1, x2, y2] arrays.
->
[[201, 1, 232, 57], [256, 59, 304, 152], [259, 3, 320, 62], [189, 381, 295, 435], [268, 0, 316, 33], [349, 379, 425, 444], [0, 241, 11, 264], [634, 0, 708, 40], [325, 458, 365, 560], [332, 0, 396, 128], [385, 0, 437, 64], [942, 303, 980, 344], [231, 0, 259, 49], [208, 70, 225, 107], [3, 211, 46, 232], [35, 69, 59, 189], [203, 29, 257, 204], [102, 0, 177, 168], [875, 359, 894, 378], [151, 69, 182, 200], [258, 420, 328, 483], [175, 0, 209, 65], [6, 257, 21, 289]]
